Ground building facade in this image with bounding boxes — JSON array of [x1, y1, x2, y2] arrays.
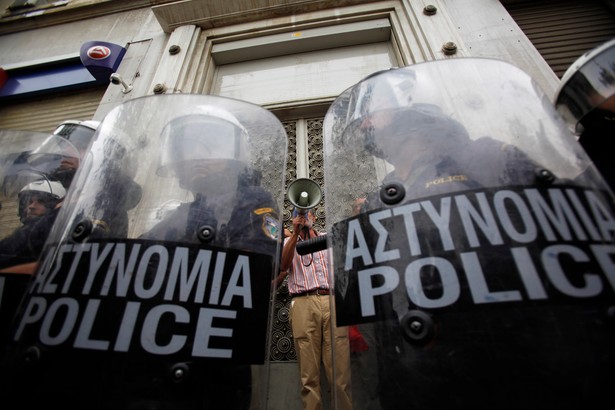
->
[[1, 1, 614, 408], [3, 0, 614, 132]]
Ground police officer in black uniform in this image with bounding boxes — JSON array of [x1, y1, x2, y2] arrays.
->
[[0, 178, 66, 269], [141, 110, 280, 255], [0, 95, 287, 410], [323, 60, 615, 410], [137, 107, 280, 410], [351, 89, 547, 410]]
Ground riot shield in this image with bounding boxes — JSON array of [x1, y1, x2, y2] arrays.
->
[[555, 38, 615, 135], [555, 38, 615, 191], [0, 129, 66, 352], [0, 129, 66, 251], [0, 94, 287, 409], [323, 58, 615, 410]]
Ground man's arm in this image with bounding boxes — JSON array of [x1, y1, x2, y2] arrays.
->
[[280, 230, 299, 273], [0, 261, 38, 275], [272, 269, 288, 288]]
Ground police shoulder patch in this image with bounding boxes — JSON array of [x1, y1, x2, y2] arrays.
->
[[259, 212, 280, 240]]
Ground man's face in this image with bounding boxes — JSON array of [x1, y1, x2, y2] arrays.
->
[[59, 155, 80, 171], [176, 159, 226, 188], [174, 158, 243, 197], [23, 194, 49, 221], [360, 110, 396, 132], [597, 94, 615, 113]]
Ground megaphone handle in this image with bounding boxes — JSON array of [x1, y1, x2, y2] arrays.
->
[[296, 235, 328, 255]]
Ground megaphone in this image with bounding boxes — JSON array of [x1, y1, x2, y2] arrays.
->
[[287, 178, 322, 214]]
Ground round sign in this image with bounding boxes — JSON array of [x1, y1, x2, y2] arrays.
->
[[87, 46, 111, 60]]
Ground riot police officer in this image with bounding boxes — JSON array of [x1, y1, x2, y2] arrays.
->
[[0, 120, 98, 273], [136, 107, 281, 409], [323, 59, 615, 410], [555, 38, 615, 191], [21, 120, 98, 191], [0, 178, 65, 269], [1, 95, 288, 410], [141, 109, 280, 255]]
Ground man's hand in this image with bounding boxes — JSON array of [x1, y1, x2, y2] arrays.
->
[[293, 214, 307, 232]]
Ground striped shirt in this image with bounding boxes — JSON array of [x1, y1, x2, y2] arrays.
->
[[285, 232, 330, 294]]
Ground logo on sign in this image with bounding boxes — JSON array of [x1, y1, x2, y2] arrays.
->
[[87, 46, 111, 60]]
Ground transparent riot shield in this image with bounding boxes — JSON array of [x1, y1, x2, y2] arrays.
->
[[323, 58, 615, 410], [0, 129, 66, 257], [555, 38, 615, 191], [0, 129, 67, 352], [0, 94, 287, 410], [555, 38, 615, 135]]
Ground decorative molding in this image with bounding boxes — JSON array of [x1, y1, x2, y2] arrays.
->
[[0, 0, 154, 35], [152, 0, 375, 33]]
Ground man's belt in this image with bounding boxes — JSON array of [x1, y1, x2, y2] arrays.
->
[[291, 288, 330, 297]]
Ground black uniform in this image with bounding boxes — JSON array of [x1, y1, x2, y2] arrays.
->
[[348, 109, 608, 410], [141, 184, 279, 256], [131, 182, 279, 409], [0, 207, 60, 269]]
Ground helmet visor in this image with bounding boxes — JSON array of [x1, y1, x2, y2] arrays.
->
[[555, 39, 615, 132], [53, 122, 97, 153], [158, 116, 245, 177]]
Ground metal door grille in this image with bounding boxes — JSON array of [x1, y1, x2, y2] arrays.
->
[[505, 0, 615, 77]]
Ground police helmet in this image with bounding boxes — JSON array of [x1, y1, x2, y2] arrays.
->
[[53, 120, 100, 153], [335, 66, 464, 158], [17, 179, 66, 223], [29, 119, 99, 163], [364, 105, 468, 161], [26, 120, 99, 189], [554, 38, 615, 134], [157, 106, 249, 179], [346, 67, 416, 123]]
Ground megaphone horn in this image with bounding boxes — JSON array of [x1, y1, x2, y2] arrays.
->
[[287, 178, 322, 214]]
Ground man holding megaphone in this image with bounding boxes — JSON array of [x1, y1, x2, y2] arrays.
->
[[278, 178, 352, 410]]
